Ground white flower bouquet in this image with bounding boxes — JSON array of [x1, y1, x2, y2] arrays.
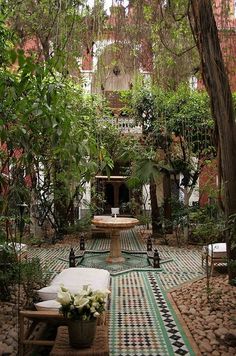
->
[[57, 285, 110, 321]]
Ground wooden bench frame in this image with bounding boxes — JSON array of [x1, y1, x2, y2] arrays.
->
[[19, 310, 66, 356], [202, 245, 227, 275], [19, 310, 108, 356]]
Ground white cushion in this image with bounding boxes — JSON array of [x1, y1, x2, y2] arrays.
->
[[36, 285, 59, 301], [207, 243, 227, 253], [36, 268, 110, 301], [51, 267, 110, 290], [36, 284, 95, 301], [0, 242, 27, 253], [35, 300, 60, 311], [13, 243, 27, 253]]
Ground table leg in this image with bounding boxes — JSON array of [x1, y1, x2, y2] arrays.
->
[[106, 230, 125, 263]]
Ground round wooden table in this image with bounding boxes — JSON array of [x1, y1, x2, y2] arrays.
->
[[91, 216, 139, 263]]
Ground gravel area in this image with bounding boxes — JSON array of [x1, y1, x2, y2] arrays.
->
[[0, 300, 18, 355], [171, 275, 236, 355]]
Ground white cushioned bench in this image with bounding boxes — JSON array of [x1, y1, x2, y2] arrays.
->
[[202, 242, 227, 275], [35, 267, 110, 311]]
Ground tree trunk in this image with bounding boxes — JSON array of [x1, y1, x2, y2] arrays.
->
[[54, 160, 69, 237], [190, 0, 236, 283], [40, 37, 50, 61], [183, 187, 190, 242], [163, 171, 172, 233], [150, 176, 162, 237]]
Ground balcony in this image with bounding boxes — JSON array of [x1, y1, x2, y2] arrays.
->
[[102, 116, 142, 134]]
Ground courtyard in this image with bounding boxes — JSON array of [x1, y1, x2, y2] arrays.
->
[[1, 228, 235, 355], [1, 1, 236, 355]]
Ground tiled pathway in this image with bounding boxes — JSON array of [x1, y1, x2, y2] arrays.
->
[[29, 229, 205, 355]]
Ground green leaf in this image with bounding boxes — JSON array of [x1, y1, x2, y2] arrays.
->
[[9, 49, 17, 64]]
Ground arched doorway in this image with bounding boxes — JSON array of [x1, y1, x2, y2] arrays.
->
[[119, 183, 129, 205], [94, 176, 141, 215], [105, 183, 114, 212]]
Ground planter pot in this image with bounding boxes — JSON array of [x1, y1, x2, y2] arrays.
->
[[67, 319, 97, 349]]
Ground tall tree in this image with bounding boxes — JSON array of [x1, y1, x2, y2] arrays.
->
[[188, 0, 236, 283], [0, 50, 111, 239]]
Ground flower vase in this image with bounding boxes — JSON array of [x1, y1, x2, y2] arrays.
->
[[67, 319, 97, 349]]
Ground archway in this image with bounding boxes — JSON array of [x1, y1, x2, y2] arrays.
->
[[119, 183, 129, 206], [104, 183, 114, 213]]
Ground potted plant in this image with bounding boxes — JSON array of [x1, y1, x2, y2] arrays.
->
[[57, 285, 110, 348]]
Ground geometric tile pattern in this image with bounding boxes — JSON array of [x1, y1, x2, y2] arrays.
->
[[121, 229, 145, 251], [157, 270, 202, 291], [110, 272, 165, 355], [28, 229, 204, 355], [110, 271, 195, 355], [28, 229, 147, 276], [147, 273, 191, 355], [28, 245, 84, 276], [90, 228, 145, 252], [89, 238, 110, 251], [157, 246, 204, 274], [28, 230, 204, 286]]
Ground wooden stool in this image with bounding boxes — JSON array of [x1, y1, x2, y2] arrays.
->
[[50, 325, 109, 356]]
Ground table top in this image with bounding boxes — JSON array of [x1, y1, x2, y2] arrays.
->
[[92, 216, 139, 229]]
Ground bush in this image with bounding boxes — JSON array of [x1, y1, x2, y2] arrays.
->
[[189, 204, 225, 244], [0, 245, 50, 306], [20, 258, 51, 308], [74, 215, 92, 232], [0, 246, 19, 301]]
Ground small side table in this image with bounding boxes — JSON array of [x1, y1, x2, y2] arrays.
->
[[50, 325, 109, 356]]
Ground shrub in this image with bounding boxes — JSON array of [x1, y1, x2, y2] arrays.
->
[[20, 258, 51, 308], [0, 246, 19, 301]]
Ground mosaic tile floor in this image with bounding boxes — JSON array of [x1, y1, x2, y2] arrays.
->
[[110, 271, 195, 355], [28, 229, 205, 355]]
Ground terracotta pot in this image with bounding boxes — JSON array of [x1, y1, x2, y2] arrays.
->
[[67, 319, 97, 348]]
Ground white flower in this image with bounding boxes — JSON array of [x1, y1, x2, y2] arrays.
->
[[57, 289, 71, 306], [79, 285, 92, 297], [91, 301, 99, 308], [60, 284, 69, 293], [94, 289, 110, 299], [74, 295, 89, 309], [57, 286, 110, 320]]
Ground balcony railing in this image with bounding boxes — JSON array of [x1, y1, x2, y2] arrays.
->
[[104, 116, 142, 134]]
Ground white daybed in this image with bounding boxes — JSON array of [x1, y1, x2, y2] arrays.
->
[[35, 267, 110, 311]]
